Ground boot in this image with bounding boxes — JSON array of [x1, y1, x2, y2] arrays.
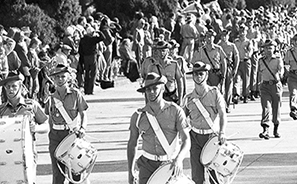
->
[[232, 94, 239, 104], [243, 96, 248, 103], [273, 124, 280, 138], [259, 125, 269, 140], [289, 109, 297, 120], [250, 91, 255, 101]]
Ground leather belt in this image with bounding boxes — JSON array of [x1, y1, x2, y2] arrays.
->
[[143, 151, 170, 161], [192, 127, 213, 134], [262, 80, 279, 85], [52, 124, 69, 130], [290, 70, 297, 75]]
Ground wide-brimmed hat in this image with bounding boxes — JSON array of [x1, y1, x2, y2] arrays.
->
[[21, 26, 32, 33], [152, 40, 171, 50], [220, 29, 230, 36], [137, 72, 167, 93], [187, 61, 211, 74], [60, 44, 72, 51], [49, 64, 72, 76], [168, 39, 180, 49], [206, 29, 217, 37], [260, 39, 277, 48], [0, 70, 24, 86]]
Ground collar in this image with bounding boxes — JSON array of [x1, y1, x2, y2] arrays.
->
[[142, 101, 171, 115], [191, 85, 212, 99], [204, 44, 216, 50], [5, 97, 26, 108], [52, 86, 72, 99]]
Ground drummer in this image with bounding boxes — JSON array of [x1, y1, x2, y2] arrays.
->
[[181, 61, 227, 184], [0, 70, 48, 183], [127, 72, 191, 184], [44, 64, 89, 184]]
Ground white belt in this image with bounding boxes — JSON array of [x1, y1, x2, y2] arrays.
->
[[192, 127, 213, 134], [52, 124, 69, 130], [143, 151, 170, 161]]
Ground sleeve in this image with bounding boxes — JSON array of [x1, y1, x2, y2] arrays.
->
[[175, 105, 190, 131], [77, 90, 88, 112], [15, 45, 31, 67], [33, 101, 48, 125], [3, 36, 16, 56], [284, 50, 291, 65]]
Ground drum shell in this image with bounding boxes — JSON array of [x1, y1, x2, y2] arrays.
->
[[200, 136, 244, 176], [0, 115, 34, 184], [147, 163, 195, 184], [55, 133, 97, 175]]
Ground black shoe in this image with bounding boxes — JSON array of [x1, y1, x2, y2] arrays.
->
[[254, 91, 260, 98], [226, 107, 231, 113], [232, 95, 239, 104], [290, 110, 297, 120], [250, 92, 256, 101], [243, 96, 248, 103], [273, 124, 281, 138], [259, 126, 269, 140]]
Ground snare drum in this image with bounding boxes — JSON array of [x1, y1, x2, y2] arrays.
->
[[147, 162, 195, 184], [0, 115, 34, 184], [55, 133, 97, 183], [200, 136, 244, 177]]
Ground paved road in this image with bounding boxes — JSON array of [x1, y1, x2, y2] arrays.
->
[[35, 75, 297, 184]]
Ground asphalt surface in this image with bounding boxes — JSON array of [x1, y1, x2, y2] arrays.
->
[[34, 75, 297, 184]]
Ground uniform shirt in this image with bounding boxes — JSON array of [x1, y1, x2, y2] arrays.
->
[[192, 44, 227, 70], [0, 97, 48, 133], [131, 101, 189, 155], [45, 87, 88, 128], [258, 54, 284, 82], [182, 86, 225, 130], [141, 57, 183, 92], [284, 47, 297, 70], [218, 40, 239, 66], [246, 27, 261, 52], [234, 37, 253, 61], [180, 22, 199, 39]]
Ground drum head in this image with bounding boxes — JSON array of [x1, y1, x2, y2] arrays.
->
[[55, 133, 76, 158], [200, 136, 219, 165], [147, 163, 173, 184]]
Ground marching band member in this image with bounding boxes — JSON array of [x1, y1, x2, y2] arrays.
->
[[284, 34, 297, 120], [0, 70, 48, 183], [182, 61, 227, 184], [258, 40, 283, 139], [45, 64, 89, 184], [127, 72, 191, 184]]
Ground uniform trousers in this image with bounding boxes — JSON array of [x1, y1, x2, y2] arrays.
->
[[83, 54, 98, 94], [260, 82, 282, 127], [234, 59, 251, 97], [190, 131, 218, 184], [49, 129, 80, 184], [180, 38, 195, 64], [250, 53, 259, 93], [225, 65, 234, 108], [287, 72, 297, 110], [136, 155, 165, 184]]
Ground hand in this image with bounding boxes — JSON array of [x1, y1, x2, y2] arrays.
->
[[170, 157, 183, 178], [128, 170, 138, 184], [76, 127, 86, 138], [218, 132, 226, 145]]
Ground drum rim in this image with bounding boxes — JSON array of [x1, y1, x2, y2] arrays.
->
[[54, 133, 77, 158], [200, 135, 219, 165], [146, 162, 173, 184]]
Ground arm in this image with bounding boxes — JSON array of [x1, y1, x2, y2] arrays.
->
[[217, 92, 227, 144], [175, 65, 184, 105], [232, 44, 240, 77], [127, 112, 140, 184]]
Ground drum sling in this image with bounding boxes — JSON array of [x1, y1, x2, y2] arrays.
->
[[145, 112, 178, 158], [53, 97, 80, 130], [192, 98, 215, 133]]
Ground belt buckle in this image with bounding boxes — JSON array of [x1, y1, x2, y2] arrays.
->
[[269, 80, 273, 85]]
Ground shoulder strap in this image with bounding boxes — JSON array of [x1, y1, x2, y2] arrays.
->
[[261, 57, 278, 81], [290, 49, 297, 64], [192, 98, 215, 132], [203, 47, 215, 69], [53, 97, 79, 130], [145, 112, 177, 157]]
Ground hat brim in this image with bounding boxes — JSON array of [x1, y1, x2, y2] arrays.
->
[[186, 68, 209, 74], [137, 81, 164, 93], [49, 68, 73, 76], [0, 75, 24, 86]]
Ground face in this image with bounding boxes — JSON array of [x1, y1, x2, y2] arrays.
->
[[205, 35, 214, 44], [193, 70, 207, 84], [263, 45, 275, 56], [54, 72, 70, 87], [5, 80, 22, 98], [156, 49, 169, 59], [145, 84, 163, 102], [221, 34, 229, 42]]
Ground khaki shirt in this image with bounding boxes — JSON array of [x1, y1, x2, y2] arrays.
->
[[258, 55, 284, 82], [234, 37, 253, 60], [192, 44, 227, 70], [130, 101, 189, 155], [284, 48, 297, 70], [45, 87, 88, 128], [218, 40, 239, 66], [0, 98, 48, 133], [141, 57, 183, 92], [182, 86, 225, 130]]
